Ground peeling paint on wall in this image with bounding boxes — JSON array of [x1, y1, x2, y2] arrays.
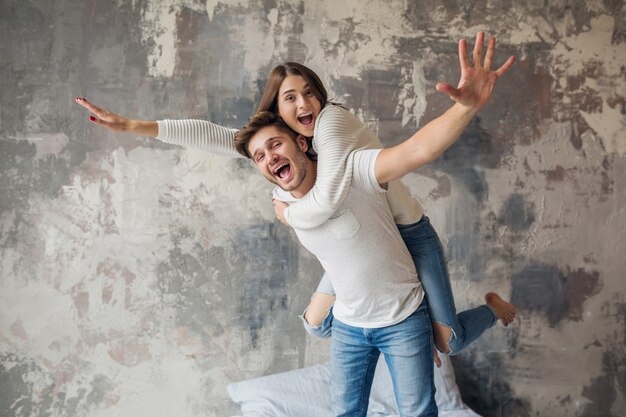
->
[[1, 0, 625, 416], [511, 263, 602, 326]]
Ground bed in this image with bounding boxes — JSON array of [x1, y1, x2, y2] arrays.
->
[[228, 354, 481, 417]]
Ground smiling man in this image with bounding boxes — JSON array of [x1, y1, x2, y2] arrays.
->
[[243, 122, 314, 195], [235, 111, 437, 417]]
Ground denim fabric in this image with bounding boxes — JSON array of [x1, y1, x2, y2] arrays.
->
[[330, 303, 437, 417], [397, 216, 496, 354]]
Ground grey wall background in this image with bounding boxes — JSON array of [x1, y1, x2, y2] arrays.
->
[[1, 0, 625, 416]]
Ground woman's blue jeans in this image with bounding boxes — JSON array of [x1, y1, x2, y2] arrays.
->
[[331, 302, 437, 417], [302, 216, 496, 354]]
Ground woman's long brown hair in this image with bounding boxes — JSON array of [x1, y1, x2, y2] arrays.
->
[[256, 62, 328, 114]]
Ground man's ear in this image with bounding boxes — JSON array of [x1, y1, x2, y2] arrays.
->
[[296, 135, 309, 152]]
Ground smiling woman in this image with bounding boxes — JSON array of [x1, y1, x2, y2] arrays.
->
[[276, 75, 322, 135], [257, 62, 328, 137]]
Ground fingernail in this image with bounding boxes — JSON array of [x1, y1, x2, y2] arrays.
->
[[89, 116, 96, 121]]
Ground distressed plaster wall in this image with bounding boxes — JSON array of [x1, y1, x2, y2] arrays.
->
[[1, 0, 625, 416]]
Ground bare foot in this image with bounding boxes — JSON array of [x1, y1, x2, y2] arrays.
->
[[485, 292, 516, 326]]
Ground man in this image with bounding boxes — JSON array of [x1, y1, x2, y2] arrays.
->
[[235, 111, 438, 416]]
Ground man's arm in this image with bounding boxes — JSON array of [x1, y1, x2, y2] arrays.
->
[[375, 33, 515, 184]]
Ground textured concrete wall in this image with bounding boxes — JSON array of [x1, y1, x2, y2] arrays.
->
[[1, 1, 625, 416]]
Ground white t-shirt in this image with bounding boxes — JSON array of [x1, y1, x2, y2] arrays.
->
[[273, 149, 424, 328]]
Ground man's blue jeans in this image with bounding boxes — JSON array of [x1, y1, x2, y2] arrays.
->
[[330, 302, 437, 417]]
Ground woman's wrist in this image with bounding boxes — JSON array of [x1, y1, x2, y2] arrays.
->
[[129, 119, 158, 137]]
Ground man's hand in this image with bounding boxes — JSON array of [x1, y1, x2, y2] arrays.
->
[[74, 97, 158, 137], [435, 32, 515, 110], [272, 199, 290, 226]]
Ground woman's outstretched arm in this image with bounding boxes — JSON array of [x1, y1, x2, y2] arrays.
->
[[375, 33, 515, 184], [75, 97, 243, 158]]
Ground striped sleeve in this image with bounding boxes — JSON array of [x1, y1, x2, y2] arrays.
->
[[156, 119, 244, 158], [283, 105, 358, 229]]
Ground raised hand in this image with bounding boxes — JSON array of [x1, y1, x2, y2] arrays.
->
[[435, 32, 515, 110], [74, 97, 157, 137]]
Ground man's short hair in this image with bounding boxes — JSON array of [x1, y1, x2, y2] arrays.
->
[[234, 111, 298, 159]]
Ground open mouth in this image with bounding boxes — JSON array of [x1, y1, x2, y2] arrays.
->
[[273, 162, 292, 181], [297, 112, 314, 127]]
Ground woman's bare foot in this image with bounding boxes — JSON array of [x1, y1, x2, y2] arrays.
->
[[485, 292, 516, 326]]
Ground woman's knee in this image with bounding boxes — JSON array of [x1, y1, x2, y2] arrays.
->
[[304, 292, 335, 327], [301, 292, 335, 338]]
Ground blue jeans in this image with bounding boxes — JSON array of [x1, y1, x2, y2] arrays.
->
[[331, 303, 437, 417], [302, 216, 496, 354], [397, 216, 496, 354]]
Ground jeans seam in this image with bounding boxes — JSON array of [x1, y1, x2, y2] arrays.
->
[[357, 348, 376, 417]]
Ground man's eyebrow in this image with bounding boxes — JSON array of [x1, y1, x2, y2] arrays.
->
[[251, 136, 281, 158]]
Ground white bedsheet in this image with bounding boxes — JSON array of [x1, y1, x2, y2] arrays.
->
[[228, 355, 481, 417]]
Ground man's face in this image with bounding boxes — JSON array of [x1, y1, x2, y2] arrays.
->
[[247, 125, 313, 198]]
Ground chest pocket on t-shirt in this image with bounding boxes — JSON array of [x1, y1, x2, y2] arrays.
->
[[326, 209, 360, 240]]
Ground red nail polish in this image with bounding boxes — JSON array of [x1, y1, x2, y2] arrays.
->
[[89, 116, 96, 121]]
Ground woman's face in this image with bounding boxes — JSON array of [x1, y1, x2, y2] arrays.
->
[[277, 75, 322, 137]]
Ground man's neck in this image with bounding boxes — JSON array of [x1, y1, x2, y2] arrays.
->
[[290, 161, 317, 199]]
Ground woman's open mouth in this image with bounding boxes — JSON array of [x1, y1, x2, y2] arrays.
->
[[297, 112, 314, 127]]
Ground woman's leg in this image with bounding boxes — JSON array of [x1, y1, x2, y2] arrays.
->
[[300, 273, 336, 338], [398, 216, 515, 354]]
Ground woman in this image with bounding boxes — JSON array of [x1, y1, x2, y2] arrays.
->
[[76, 32, 516, 356]]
